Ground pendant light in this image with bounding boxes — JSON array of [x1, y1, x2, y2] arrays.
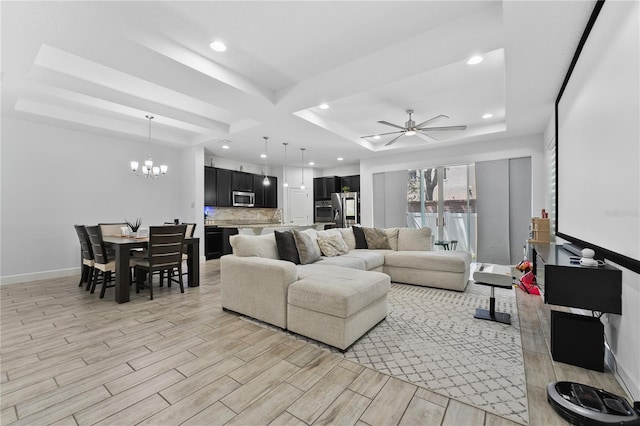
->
[[262, 136, 270, 186], [282, 142, 289, 187], [300, 148, 306, 190], [130, 115, 168, 178]]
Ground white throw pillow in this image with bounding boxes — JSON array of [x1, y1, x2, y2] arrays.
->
[[397, 227, 432, 251], [385, 228, 400, 251], [338, 228, 356, 250], [230, 233, 279, 259], [317, 234, 349, 257]]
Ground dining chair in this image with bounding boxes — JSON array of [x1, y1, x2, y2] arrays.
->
[[134, 225, 186, 300], [74, 225, 94, 291], [85, 225, 118, 298], [169, 223, 196, 285]]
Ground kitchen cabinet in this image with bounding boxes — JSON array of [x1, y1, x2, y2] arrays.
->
[[204, 166, 217, 206], [205, 227, 238, 259], [264, 176, 277, 208], [232, 171, 253, 192], [216, 169, 233, 207], [313, 176, 340, 200], [204, 167, 277, 207], [340, 175, 360, 193], [253, 174, 278, 207], [205, 227, 223, 259]]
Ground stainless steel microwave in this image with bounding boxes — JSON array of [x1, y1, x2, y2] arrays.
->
[[232, 191, 255, 207]]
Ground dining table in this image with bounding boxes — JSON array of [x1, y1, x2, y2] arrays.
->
[[102, 235, 200, 303]]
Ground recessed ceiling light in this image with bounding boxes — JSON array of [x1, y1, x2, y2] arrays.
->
[[466, 55, 483, 65], [373, 135, 381, 140], [482, 113, 493, 119], [260, 154, 267, 158], [318, 103, 329, 110], [209, 40, 227, 52], [308, 162, 315, 166], [337, 157, 343, 161], [221, 144, 230, 149]]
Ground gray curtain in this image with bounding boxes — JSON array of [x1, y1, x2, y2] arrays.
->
[[476, 157, 532, 265]]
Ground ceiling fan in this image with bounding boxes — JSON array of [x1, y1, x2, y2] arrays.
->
[[361, 109, 467, 146]]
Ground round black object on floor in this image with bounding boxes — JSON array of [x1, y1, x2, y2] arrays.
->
[[547, 381, 640, 425]]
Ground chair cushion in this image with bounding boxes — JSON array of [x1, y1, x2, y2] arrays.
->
[[82, 259, 94, 267], [230, 233, 278, 259], [288, 270, 390, 318], [93, 261, 116, 272], [274, 230, 301, 264], [397, 227, 432, 251]]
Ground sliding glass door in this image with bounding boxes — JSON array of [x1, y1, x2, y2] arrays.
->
[[407, 164, 476, 257]]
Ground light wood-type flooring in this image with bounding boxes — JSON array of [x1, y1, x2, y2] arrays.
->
[[1, 260, 629, 425]]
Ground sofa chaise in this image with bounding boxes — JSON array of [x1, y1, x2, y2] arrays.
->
[[220, 226, 471, 350]]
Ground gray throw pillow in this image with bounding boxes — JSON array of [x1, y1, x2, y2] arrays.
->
[[274, 230, 300, 264], [292, 229, 322, 264], [362, 227, 391, 249]]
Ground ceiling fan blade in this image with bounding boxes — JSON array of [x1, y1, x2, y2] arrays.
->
[[360, 130, 404, 139], [415, 114, 449, 128], [417, 125, 467, 131], [377, 120, 406, 130], [417, 131, 438, 142], [384, 133, 405, 146]]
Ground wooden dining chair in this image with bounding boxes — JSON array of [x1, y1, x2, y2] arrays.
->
[[169, 223, 196, 285], [134, 225, 186, 300], [74, 225, 94, 291], [85, 225, 117, 298]]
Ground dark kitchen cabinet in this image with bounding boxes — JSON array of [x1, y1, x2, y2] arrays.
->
[[204, 166, 217, 206], [232, 171, 253, 192], [340, 175, 360, 193], [205, 227, 238, 259], [253, 174, 278, 208], [216, 169, 232, 207], [205, 227, 223, 260], [253, 174, 266, 207], [264, 176, 277, 208], [313, 176, 340, 200]]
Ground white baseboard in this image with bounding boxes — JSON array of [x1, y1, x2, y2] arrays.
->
[[605, 344, 640, 401], [0, 267, 79, 285]]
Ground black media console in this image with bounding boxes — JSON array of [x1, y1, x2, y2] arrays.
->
[[529, 243, 622, 371]]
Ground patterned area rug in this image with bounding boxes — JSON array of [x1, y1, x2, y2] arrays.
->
[[242, 280, 528, 424], [344, 282, 527, 424]]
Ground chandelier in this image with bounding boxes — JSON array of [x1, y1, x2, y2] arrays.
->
[[130, 115, 168, 178]]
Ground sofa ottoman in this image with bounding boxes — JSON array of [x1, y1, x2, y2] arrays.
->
[[287, 269, 390, 350], [383, 250, 471, 291]]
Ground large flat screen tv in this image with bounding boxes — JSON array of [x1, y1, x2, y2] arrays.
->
[[555, 0, 639, 273]]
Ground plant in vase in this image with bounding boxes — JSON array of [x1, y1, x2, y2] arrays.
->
[[342, 186, 350, 193], [125, 218, 141, 237]]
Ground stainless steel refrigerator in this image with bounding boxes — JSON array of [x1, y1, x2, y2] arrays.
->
[[331, 192, 359, 227]]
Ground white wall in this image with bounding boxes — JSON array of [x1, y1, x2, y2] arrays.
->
[[359, 134, 546, 226], [0, 117, 184, 283], [318, 164, 360, 178], [181, 146, 205, 256]]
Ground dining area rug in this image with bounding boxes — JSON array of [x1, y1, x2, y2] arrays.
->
[[242, 280, 528, 424]]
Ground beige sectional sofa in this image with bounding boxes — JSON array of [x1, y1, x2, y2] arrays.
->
[[220, 226, 471, 350]]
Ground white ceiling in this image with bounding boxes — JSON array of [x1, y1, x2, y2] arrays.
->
[[1, 1, 596, 169]]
